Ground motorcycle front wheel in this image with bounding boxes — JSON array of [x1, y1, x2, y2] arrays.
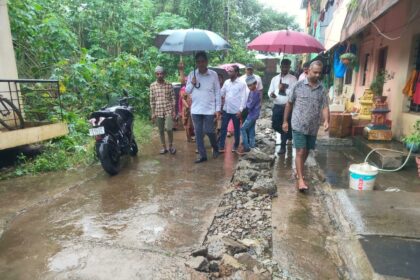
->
[[98, 137, 121, 175]]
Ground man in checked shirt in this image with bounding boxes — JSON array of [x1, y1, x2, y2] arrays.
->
[[150, 66, 177, 155]]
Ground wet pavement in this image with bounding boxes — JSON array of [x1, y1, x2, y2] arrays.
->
[[272, 144, 345, 279], [0, 131, 237, 279], [314, 144, 420, 279], [315, 146, 420, 192], [272, 135, 420, 280], [2, 124, 420, 279]]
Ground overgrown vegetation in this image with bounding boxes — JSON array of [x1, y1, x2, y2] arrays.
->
[[0, 118, 152, 180], [5, 0, 299, 176]]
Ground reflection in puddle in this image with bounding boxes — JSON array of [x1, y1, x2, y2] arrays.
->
[[1, 133, 237, 279], [78, 216, 107, 239], [49, 248, 87, 272]]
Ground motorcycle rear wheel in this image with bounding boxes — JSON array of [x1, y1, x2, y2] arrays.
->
[[129, 139, 138, 156], [98, 140, 121, 175]]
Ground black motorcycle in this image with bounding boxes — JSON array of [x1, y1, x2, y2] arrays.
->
[[88, 90, 138, 175]]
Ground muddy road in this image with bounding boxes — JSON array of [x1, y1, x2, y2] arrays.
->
[[0, 132, 237, 279]]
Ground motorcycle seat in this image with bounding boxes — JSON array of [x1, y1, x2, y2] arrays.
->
[[90, 111, 118, 119]]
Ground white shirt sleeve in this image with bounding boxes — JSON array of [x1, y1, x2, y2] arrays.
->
[[186, 71, 194, 94], [214, 73, 221, 112], [268, 76, 277, 99], [239, 82, 247, 112], [256, 75, 263, 91], [286, 75, 298, 97], [221, 80, 227, 97]]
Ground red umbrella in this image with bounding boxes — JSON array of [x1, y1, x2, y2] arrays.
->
[[247, 30, 324, 54]]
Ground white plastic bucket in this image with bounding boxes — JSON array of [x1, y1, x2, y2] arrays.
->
[[349, 163, 379, 191]]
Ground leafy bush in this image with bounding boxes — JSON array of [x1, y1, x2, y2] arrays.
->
[[8, 117, 152, 178], [403, 120, 420, 147], [6, 0, 300, 176]]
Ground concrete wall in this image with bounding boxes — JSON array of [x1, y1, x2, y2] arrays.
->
[[0, 0, 19, 97], [351, 0, 420, 139], [0, 0, 22, 129]]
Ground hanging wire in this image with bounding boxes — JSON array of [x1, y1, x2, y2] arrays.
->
[[368, 2, 420, 41]]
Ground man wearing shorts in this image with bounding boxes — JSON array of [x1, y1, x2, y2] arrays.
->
[[283, 60, 330, 191]]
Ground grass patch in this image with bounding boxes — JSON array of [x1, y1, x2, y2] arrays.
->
[[133, 117, 154, 146], [0, 116, 152, 180]]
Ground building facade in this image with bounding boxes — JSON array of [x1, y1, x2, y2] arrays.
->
[[302, 0, 420, 139]]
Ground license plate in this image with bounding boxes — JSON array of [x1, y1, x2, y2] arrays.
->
[[89, 126, 105, 136]]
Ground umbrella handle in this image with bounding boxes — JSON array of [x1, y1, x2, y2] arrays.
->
[[193, 71, 201, 89]]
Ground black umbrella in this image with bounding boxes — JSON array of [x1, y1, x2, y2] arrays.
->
[[208, 67, 228, 81], [154, 29, 176, 49]]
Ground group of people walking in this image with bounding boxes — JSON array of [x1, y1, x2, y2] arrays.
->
[[150, 52, 263, 163], [149, 52, 329, 191]]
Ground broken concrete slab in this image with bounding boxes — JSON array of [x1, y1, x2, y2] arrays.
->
[[185, 256, 209, 272], [251, 177, 277, 196], [219, 254, 245, 277], [242, 149, 275, 165], [207, 236, 248, 260]]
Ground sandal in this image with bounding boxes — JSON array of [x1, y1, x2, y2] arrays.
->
[[169, 147, 177, 155]]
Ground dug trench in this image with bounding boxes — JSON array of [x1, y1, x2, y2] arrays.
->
[[184, 106, 350, 279]]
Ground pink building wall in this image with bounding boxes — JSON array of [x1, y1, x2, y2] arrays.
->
[[352, 0, 420, 138]]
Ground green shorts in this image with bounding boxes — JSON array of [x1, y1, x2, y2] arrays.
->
[[292, 130, 317, 150], [157, 117, 173, 131]]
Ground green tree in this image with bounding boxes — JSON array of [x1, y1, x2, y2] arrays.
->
[[6, 0, 300, 176], [9, 0, 79, 78]]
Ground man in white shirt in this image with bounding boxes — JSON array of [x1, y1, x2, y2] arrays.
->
[[186, 52, 221, 163], [218, 65, 247, 153], [268, 59, 297, 154], [240, 63, 263, 98]]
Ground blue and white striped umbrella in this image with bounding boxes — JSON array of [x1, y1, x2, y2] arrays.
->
[[159, 28, 231, 54]]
